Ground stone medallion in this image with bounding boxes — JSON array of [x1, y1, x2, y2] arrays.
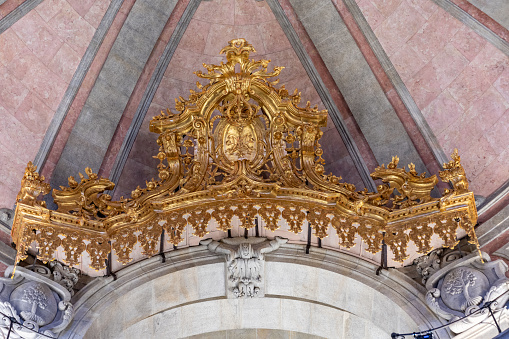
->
[[10, 281, 58, 326]]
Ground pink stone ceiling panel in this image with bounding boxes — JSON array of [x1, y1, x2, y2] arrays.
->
[[115, 0, 363, 199], [465, 86, 509, 132], [431, 44, 469, 91], [475, 147, 509, 196], [177, 19, 212, 54], [257, 20, 292, 54], [13, 92, 55, 135], [0, 148, 29, 208], [0, 29, 25, 66], [48, 43, 82, 84], [36, 0, 74, 22], [422, 91, 463, 136], [406, 62, 442, 110], [357, 0, 509, 197], [405, 0, 438, 20], [369, 0, 402, 18], [447, 64, 491, 111], [67, 0, 96, 17], [355, 0, 384, 30], [203, 23, 235, 56], [0, 66, 29, 113], [373, 1, 425, 57], [10, 11, 64, 65], [452, 25, 487, 62], [469, 43, 509, 83], [406, 7, 462, 64], [19, 55, 68, 111], [391, 42, 426, 82], [234, 0, 273, 25], [85, 0, 112, 28], [494, 67, 509, 103], [485, 108, 509, 154], [233, 24, 266, 54], [0, 0, 109, 208], [194, 0, 235, 25], [0, 106, 43, 161], [47, 5, 96, 55]]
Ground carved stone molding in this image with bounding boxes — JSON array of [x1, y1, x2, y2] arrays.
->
[[424, 252, 509, 334], [26, 262, 80, 296], [201, 237, 288, 298], [0, 266, 74, 338]]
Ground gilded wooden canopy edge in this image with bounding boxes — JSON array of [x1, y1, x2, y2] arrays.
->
[[11, 39, 479, 271]]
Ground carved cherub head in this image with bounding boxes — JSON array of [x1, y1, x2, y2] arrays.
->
[[238, 243, 253, 258]]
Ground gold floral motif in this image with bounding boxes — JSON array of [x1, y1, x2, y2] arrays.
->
[[307, 209, 331, 239], [281, 204, 306, 233], [35, 227, 61, 263], [16, 224, 38, 262], [434, 217, 460, 249], [162, 213, 188, 245], [331, 216, 356, 249], [385, 227, 410, 262], [138, 219, 162, 257], [408, 223, 434, 255], [234, 203, 258, 229], [211, 204, 234, 231], [86, 237, 110, 271], [357, 222, 383, 254], [111, 231, 137, 264], [187, 209, 211, 237], [61, 232, 86, 266], [257, 203, 282, 231]]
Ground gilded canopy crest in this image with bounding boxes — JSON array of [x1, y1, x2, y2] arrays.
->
[[11, 39, 479, 273]]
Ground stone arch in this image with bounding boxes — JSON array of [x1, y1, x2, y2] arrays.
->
[[61, 244, 450, 338]]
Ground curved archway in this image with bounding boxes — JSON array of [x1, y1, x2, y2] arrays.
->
[[61, 244, 450, 338]]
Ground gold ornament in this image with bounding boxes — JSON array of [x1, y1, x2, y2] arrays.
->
[[11, 39, 480, 271]]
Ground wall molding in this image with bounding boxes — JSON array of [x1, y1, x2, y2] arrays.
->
[[478, 179, 509, 217], [431, 0, 509, 58], [109, 0, 202, 188], [61, 244, 447, 338], [266, 0, 376, 191], [33, 0, 125, 170], [0, 0, 43, 34], [342, 0, 449, 167]]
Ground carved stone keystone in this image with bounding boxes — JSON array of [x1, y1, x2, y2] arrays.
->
[[201, 237, 288, 298]]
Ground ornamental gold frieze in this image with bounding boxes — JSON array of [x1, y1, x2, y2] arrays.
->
[[11, 39, 480, 273]]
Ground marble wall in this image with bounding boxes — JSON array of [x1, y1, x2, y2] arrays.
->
[[0, 0, 110, 208], [66, 245, 431, 339], [357, 0, 509, 197]]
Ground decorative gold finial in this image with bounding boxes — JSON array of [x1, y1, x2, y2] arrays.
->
[[16, 162, 50, 206], [440, 149, 469, 193]]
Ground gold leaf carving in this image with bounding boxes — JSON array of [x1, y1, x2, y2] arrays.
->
[[10, 39, 481, 269]]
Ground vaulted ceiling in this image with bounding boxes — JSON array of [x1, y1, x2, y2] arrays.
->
[[1, 0, 508, 269]]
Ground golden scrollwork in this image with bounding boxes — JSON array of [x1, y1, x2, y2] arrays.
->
[[370, 156, 438, 208], [11, 39, 480, 271], [16, 162, 50, 206], [53, 167, 124, 220], [439, 149, 469, 194]]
